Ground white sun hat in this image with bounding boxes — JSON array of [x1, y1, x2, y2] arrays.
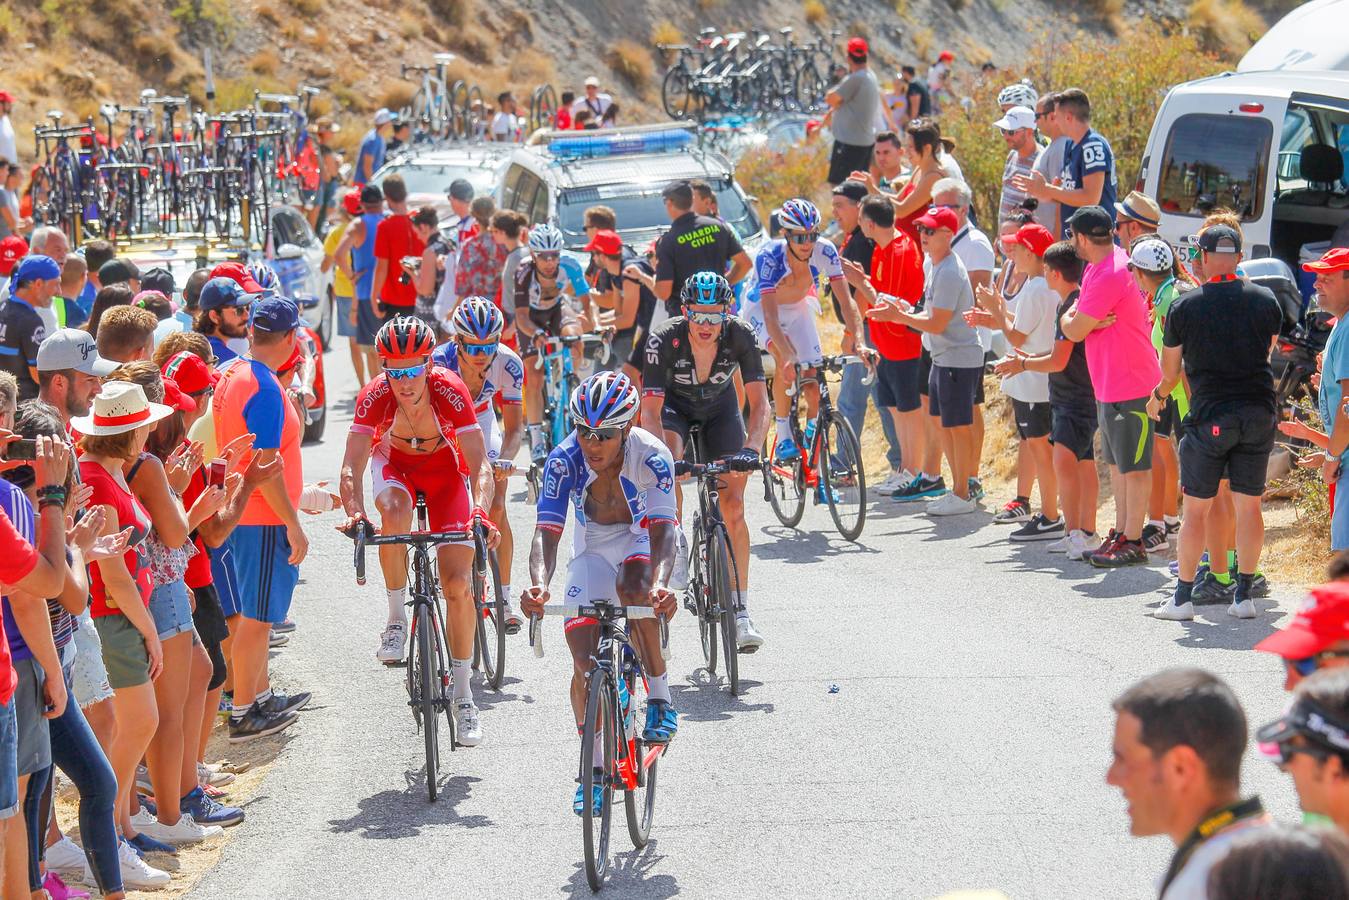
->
[[70, 381, 174, 436]]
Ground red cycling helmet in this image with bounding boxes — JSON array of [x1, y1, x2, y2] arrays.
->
[[376, 315, 435, 360]]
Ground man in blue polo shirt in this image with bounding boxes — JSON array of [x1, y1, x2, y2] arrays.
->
[[1013, 87, 1117, 238], [193, 277, 255, 365], [0, 256, 60, 400]]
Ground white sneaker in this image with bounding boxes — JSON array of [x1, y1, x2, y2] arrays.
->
[[874, 469, 912, 494], [1154, 599, 1195, 621], [926, 492, 977, 516], [735, 616, 764, 653], [1046, 532, 1074, 553], [670, 528, 689, 592], [135, 763, 152, 794], [137, 813, 224, 844], [454, 700, 483, 747], [111, 839, 171, 889], [1229, 598, 1257, 619], [198, 761, 235, 787], [130, 806, 157, 830], [45, 836, 85, 874], [376, 622, 407, 664], [1065, 531, 1094, 561]]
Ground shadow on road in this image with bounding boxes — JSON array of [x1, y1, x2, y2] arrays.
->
[[562, 839, 680, 899], [327, 772, 492, 837], [752, 526, 882, 563], [472, 675, 533, 711], [671, 670, 774, 722]]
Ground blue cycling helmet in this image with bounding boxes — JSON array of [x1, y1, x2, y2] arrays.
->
[[451, 296, 504, 340], [248, 263, 282, 294], [570, 371, 639, 430], [528, 223, 565, 253], [679, 271, 733, 307], [778, 198, 821, 233]]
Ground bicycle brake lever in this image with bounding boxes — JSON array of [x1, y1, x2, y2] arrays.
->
[[659, 618, 670, 662], [529, 615, 544, 658], [862, 367, 877, 387]]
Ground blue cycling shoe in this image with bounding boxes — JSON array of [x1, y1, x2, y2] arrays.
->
[[773, 437, 800, 463], [642, 700, 678, 744], [815, 483, 839, 503], [573, 773, 605, 817]]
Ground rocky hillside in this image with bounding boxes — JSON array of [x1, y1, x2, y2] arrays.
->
[[0, 0, 1280, 157]]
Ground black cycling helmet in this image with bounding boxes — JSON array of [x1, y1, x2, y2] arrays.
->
[[680, 271, 734, 307]]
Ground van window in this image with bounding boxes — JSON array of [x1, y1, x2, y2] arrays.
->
[[500, 165, 526, 211], [1157, 114, 1271, 220]]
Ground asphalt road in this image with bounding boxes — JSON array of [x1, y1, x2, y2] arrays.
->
[[192, 345, 1300, 900]]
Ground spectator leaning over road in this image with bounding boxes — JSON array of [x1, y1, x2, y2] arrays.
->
[[653, 180, 751, 318], [1014, 88, 1117, 238], [996, 106, 1042, 224], [571, 77, 613, 125], [454, 196, 507, 316], [56, 255, 88, 330], [972, 223, 1062, 541], [370, 174, 424, 323], [322, 189, 367, 385], [1256, 667, 1349, 837], [212, 295, 310, 744], [1151, 225, 1283, 622], [1107, 668, 1270, 900], [94, 305, 158, 366], [1058, 207, 1161, 569], [0, 255, 59, 401], [0, 90, 16, 166], [77, 240, 114, 316], [824, 38, 880, 186], [354, 108, 394, 186], [1207, 824, 1349, 900], [867, 206, 982, 515], [1296, 249, 1349, 553], [335, 183, 387, 383]]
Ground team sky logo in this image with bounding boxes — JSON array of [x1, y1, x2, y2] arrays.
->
[[644, 453, 673, 494], [543, 456, 569, 500]]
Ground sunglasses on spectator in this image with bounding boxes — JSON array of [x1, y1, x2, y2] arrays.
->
[[1287, 651, 1349, 678], [457, 339, 499, 356], [1267, 738, 1331, 768], [384, 363, 427, 380], [917, 226, 938, 237], [999, 128, 1020, 137], [685, 308, 727, 325], [785, 231, 819, 245], [534, 251, 560, 262], [1184, 245, 1203, 262], [577, 424, 623, 442], [189, 387, 214, 401]]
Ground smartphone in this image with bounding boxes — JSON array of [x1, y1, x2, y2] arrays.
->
[[207, 458, 228, 488], [6, 439, 37, 462]]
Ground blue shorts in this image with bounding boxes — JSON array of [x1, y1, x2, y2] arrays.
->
[[0, 696, 17, 819], [356, 296, 382, 347], [209, 545, 242, 619], [149, 580, 195, 641], [227, 525, 299, 625], [335, 295, 356, 338], [1334, 475, 1349, 552], [927, 364, 981, 428]]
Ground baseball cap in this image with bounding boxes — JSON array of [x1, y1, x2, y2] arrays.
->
[[160, 376, 197, 414], [198, 277, 254, 312], [35, 328, 118, 375], [1115, 190, 1162, 228], [939, 50, 956, 62], [1256, 583, 1349, 659], [584, 76, 600, 88], [1066, 206, 1114, 239], [1257, 695, 1349, 758], [1304, 247, 1349, 274], [1128, 238, 1174, 274], [140, 266, 176, 298], [583, 230, 623, 256], [914, 206, 959, 233], [1197, 224, 1242, 254], [97, 258, 140, 286], [446, 179, 474, 202], [359, 184, 384, 206], [250, 295, 300, 333], [0, 91, 14, 104], [373, 108, 395, 126], [13, 255, 61, 285], [832, 180, 869, 204], [1004, 223, 1055, 257], [342, 188, 362, 216], [209, 261, 264, 293], [161, 350, 219, 394], [0, 235, 27, 276], [846, 37, 868, 59], [993, 106, 1036, 132]]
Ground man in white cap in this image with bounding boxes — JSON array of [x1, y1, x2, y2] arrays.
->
[[36, 327, 117, 422], [996, 106, 1042, 223], [0, 255, 60, 400], [571, 77, 612, 125], [355, 108, 395, 186]]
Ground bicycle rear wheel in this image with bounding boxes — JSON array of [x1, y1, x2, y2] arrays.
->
[[662, 66, 693, 120], [764, 452, 806, 528], [472, 550, 506, 691], [689, 516, 716, 676], [580, 667, 615, 891], [709, 522, 740, 695], [822, 414, 867, 541], [414, 602, 440, 801], [622, 660, 657, 848]]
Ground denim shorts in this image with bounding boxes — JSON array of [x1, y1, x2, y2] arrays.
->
[[149, 580, 195, 640], [0, 696, 17, 819], [12, 657, 50, 776], [70, 610, 114, 709], [335, 295, 356, 338]]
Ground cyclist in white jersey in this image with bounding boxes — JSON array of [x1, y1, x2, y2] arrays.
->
[[433, 296, 527, 631]]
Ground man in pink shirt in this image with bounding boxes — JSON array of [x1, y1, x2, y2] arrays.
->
[[1059, 206, 1161, 568]]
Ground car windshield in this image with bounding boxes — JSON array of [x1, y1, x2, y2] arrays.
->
[[1156, 113, 1271, 220], [375, 162, 497, 197], [557, 179, 760, 246]]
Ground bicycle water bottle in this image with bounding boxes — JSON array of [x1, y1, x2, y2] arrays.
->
[[617, 673, 634, 738]]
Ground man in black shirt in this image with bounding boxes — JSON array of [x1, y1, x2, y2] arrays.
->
[[584, 229, 657, 372], [1149, 224, 1282, 622], [653, 180, 751, 318], [0, 255, 59, 400], [903, 65, 931, 120]]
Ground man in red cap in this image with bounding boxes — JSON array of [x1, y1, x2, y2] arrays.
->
[[1305, 248, 1349, 554], [823, 37, 880, 186], [1256, 582, 1349, 691], [927, 51, 955, 115], [321, 189, 369, 383], [0, 90, 16, 168], [0, 234, 26, 294]]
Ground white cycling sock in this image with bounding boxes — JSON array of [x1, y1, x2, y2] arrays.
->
[[255, 688, 273, 705], [734, 589, 749, 617], [775, 417, 791, 442], [450, 657, 473, 701], [387, 588, 407, 625], [646, 673, 671, 704]]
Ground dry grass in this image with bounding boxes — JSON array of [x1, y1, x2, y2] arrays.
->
[[250, 48, 281, 76], [398, 9, 421, 39], [426, 0, 472, 29], [256, 2, 282, 26], [289, 0, 323, 14], [651, 18, 681, 49], [1188, 0, 1267, 60], [736, 138, 832, 212], [804, 0, 827, 24], [380, 81, 419, 113], [607, 39, 653, 91], [912, 26, 934, 63]]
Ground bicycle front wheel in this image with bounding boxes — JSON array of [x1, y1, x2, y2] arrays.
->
[[415, 603, 440, 801], [473, 551, 506, 691], [821, 414, 867, 541], [764, 452, 806, 528], [580, 667, 615, 890], [662, 66, 693, 120], [709, 522, 740, 696], [689, 516, 716, 676]]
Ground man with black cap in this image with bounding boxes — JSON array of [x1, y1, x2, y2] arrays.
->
[[334, 183, 387, 382], [194, 276, 256, 366], [1150, 223, 1282, 621], [653, 180, 751, 316], [96, 257, 140, 295], [0, 255, 60, 399], [1257, 666, 1349, 835], [824, 37, 881, 186], [446, 178, 477, 247]]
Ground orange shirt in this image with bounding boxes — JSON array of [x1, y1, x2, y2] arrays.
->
[[213, 357, 302, 526]]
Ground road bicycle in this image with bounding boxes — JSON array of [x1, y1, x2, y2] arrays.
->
[[346, 493, 501, 801], [676, 431, 760, 696], [401, 53, 458, 139], [525, 331, 611, 499], [763, 354, 869, 541], [528, 83, 558, 133], [528, 599, 670, 891]]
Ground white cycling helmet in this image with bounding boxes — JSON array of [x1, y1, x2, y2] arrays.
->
[[997, 81, 1038, 109], [528, 223, 565, 253], [570, 371, 639, 430]]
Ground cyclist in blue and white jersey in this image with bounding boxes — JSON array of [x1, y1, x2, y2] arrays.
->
[[433, 296, 527, 632], [519, 372, 679, 816], [741, 199, 871, 462]]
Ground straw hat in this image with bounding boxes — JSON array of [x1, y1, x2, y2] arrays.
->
[[69, 381, 174, 436]]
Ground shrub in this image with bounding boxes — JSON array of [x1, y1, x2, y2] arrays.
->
[[736, 139, 832, 214], [651, 19, 681, 50], [289, 0, 322, 14], [804, 0, 827, 24], [426, 0, 471, 29], [608, 40, 653, 91], [940, 20, 1225, 230], [1188, 0, 1266, 60], [0, 6, 20, 40], [380, 82, 418, 113], [250, 48, 281, 76]]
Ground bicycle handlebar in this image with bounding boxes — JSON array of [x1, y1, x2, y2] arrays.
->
[[530, 332, 612, 370], [782, 353, 875, 396], [673, 458, 761, 477], [343, 519, 474, 586], [527, 603, 669, 660]]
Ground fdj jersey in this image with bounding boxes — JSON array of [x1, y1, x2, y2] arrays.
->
[[514, 254, 589, 311], [431, 340, 526, 414], [748, 237, 844, 301], [641, 316, 765, 407]]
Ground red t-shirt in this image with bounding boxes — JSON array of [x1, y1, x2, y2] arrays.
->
[[181, 463, 212, 590], [374, 213, 426, 309], [868, 232, 925, 361], [0, 505, 39, 705], [80, 460, 153, 616]]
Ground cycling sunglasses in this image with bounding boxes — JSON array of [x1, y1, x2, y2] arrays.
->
[[533, 251, 561, 262], [785, 231, 819, 245], [458, 339, 498, 356], [384, 363, 427, 380], [1183, 245, 1203, 262], [685, 308, 728, 326], [577, 424, 623, 442]]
